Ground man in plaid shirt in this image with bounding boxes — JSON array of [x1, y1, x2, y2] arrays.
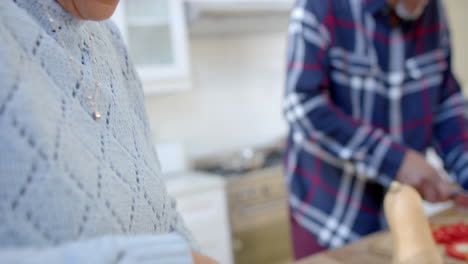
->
[[284, 0, 468, 259]]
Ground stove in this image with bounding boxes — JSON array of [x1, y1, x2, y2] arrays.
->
[[196, 143, 293, 264]]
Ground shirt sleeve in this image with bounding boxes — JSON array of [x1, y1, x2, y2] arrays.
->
[[168, 197, 201, 252], [432, 58, 468, 189], [0, 234, 194, 264], [285, 1, 407, 187], [430, 2, 468, 190]]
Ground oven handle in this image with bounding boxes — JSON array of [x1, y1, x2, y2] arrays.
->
[[236, 198, 287, 216]]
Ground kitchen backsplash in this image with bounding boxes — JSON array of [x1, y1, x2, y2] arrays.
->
[[145, 32, 288, 160]]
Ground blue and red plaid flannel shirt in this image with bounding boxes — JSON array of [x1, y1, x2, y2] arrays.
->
[[284, 0, 468, 249]]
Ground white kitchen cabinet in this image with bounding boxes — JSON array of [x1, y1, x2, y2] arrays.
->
[[186, 0, 293, 35], [165, 172, 234, 264], [112, 0, 191, 94]]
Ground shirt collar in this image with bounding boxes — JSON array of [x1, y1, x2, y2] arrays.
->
[[364, 0, 389, 14]]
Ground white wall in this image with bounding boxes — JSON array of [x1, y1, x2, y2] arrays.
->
[[144, 1, 467, 161], [144, 33, 288, 160], [445, 0, 468, 91]]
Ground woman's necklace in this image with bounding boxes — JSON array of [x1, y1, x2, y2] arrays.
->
[[40, 1, 102, 120]]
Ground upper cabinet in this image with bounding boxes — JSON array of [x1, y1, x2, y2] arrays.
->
[[112, 0, 191, 95], [186, 0, 293, 35]]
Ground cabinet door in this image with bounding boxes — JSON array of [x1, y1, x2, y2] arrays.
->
[[112, 0, 191, 94]]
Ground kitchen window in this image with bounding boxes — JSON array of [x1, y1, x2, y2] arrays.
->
[[112, 0, 191, 94]]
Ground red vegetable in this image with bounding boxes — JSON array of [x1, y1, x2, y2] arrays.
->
[[433, 222, 468, 244], [434, 229, 451, 244], [446, 240, 468, 261]]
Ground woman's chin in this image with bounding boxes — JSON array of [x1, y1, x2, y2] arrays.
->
[[58, 0, 120, 21], [79, 8, 118, 21], [77, 0, 120, 21]]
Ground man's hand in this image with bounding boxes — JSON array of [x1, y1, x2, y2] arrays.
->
[[191, 250, 219, 264], [396, 150, 452, 202]]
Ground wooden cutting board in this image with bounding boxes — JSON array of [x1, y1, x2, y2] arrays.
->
[[370, 208, 468, 264], [294, 208, 468, 264]]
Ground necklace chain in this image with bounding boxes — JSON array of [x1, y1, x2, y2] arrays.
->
[[40, 1, 102, 120]]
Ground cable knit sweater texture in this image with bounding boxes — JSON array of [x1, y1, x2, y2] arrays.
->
[[0, 0, 196, 262]]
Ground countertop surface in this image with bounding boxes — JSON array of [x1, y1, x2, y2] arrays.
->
[[294, 208, 468, 264]]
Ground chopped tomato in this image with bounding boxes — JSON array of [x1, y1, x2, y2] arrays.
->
[[434, 229, 452, 244], [432, 222, 468, 244], [446, 241, 468, 261], [457, 224, 466, 237]]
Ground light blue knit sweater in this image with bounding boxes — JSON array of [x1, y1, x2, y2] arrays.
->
[[0, 0, 196, 263]]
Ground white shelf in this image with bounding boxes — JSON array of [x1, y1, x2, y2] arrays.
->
[[127, 16, 170, 27], [186, 0, 293, 35], [186, 0, 293, 15]]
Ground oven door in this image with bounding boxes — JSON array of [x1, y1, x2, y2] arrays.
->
[[232, 198, 292, 264]]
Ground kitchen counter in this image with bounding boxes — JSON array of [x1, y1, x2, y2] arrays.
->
[[294, 208, 468, 264]]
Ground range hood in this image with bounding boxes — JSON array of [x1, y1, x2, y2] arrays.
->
[[185, 0, 293, 35]]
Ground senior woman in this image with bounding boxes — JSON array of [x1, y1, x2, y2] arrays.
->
[[0, 0, 216, 263]]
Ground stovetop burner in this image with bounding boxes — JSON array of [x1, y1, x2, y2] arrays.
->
[[196, 148, 284, 176]]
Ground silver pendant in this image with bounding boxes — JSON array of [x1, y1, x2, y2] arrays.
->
[[93, 111, 102, 121]]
